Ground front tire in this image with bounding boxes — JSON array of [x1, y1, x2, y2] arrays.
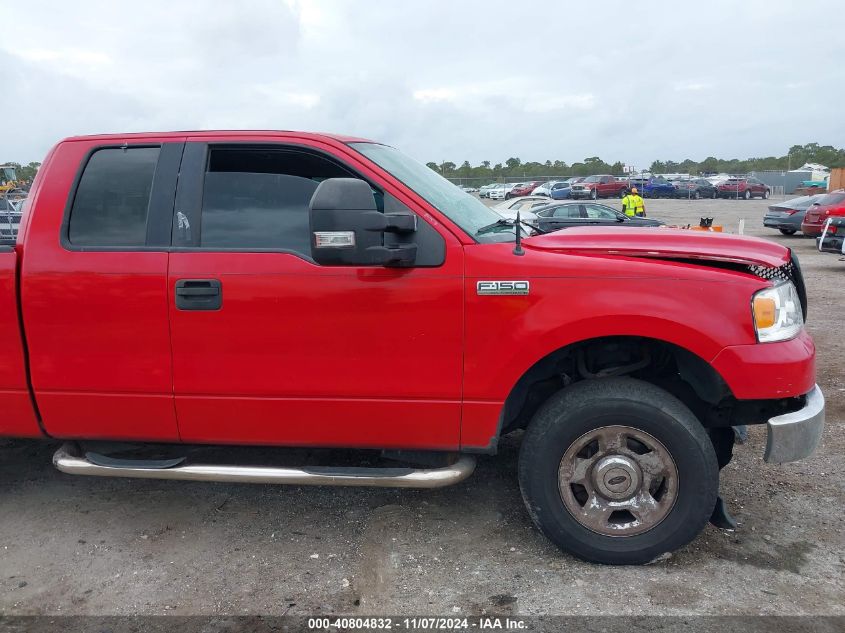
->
[[763, 189, 770, 199], [743, 190, 752, 200], [779, 228, 797, 235], [518, 378, 718, 565], [591, 189, 598, 200]]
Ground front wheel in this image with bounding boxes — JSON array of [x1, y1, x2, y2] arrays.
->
[[591, 189, 598, 200], [505, 193, 512, 200], [779, 228, 797, 235], [694, 190, 701, 199], [743, 190, 752, 200], [763, 189, 770, 199], [518, 378, 718, 565]]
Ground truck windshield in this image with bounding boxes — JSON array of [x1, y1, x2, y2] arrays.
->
[[350, 142, 516, 243]]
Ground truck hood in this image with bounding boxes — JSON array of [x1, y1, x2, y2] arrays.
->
[[523, 226, 789, 268]]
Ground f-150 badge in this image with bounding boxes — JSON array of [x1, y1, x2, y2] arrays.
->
[[476, 281, 530, 296]]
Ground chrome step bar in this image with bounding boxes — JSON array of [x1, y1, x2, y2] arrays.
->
[[53, 443, 476, 489]]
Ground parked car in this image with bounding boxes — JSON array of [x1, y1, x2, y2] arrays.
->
[[2, 129, 822, 566], [570, 175, 629, 200], [458, 185, 478, 194], [479, 183, 500, 198], [549, 177, 586, 200], [673, 178, 717, 199], [816, 216, 844, 255], [716, 177, 770, 200], [532, 201, 664, 232], [640, 176, 676, 198], [493, 195, 550, 213], [531, 181, 560, 197], [509, 181, 545, 198], [492, 196, 549, 225], [488, 182, 519, 200], [801, 190, 845, 237], [763, 194, 826, 235]]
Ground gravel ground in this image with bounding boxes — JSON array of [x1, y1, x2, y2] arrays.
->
[[0, 196, 843, 617]]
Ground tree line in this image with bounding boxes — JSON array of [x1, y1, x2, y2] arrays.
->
[[426, 142, 845, 181]]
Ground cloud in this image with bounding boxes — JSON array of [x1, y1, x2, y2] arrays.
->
[[673, 82, 714, 92], [524, 94, 596, 113], [1, 0, 844, 168], [413, 88, 458, 104]]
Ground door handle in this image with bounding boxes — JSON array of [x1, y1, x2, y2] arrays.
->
[[175, 279, 222, 311]]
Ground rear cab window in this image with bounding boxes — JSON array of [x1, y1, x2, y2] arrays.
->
[[67, 147, 160, 246]]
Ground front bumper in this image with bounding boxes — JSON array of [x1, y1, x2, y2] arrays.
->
[[764, 385, 825, 463]]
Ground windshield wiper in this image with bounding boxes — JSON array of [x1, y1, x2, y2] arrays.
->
[[476, 218, 514, 235], [476, 218, 548, 236]]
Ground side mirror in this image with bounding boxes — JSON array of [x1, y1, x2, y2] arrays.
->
[[309, 178, 418, 267]]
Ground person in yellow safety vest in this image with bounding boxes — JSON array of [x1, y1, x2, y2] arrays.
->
[[621, 187, 646, 217]]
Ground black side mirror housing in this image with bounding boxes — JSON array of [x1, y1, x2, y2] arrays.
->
[[309, 178, 418, 267]]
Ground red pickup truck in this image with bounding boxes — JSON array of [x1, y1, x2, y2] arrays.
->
[[569, 175, 629, 200], [1, 131, 824, 565]]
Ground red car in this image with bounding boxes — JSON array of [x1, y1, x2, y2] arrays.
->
[[801, 190, 845, 236], [0, 130, 823, 565], [716, 177, 771, 199], [508, 180, 545, 198]]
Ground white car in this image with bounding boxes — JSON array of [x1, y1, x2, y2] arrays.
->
[[478, 183, 500, 198], [493, 196, 549, 226], [494, 195, 549, 213], [531, 181, 559, 196], [488, 183, 520, 200]]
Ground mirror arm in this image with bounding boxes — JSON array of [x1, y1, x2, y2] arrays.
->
[[361, 211, 418, 234], [366, 244, 418, 267]]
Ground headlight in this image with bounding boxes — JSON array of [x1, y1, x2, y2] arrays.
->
[[752, 282, 803, 342]]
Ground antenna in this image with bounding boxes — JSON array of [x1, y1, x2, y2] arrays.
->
[[513, 210, 525, 256]]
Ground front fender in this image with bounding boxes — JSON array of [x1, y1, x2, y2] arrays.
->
[[463, 273, 760, 402]]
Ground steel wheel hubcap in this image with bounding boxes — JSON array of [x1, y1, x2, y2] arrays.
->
[[558, 425, 678, 537]]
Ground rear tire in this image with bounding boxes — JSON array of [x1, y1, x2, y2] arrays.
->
[[694, 190, 701, 200], [779, 228, 797, 235], [518, 378, 718, 565], [763, 189, 770, 200], [743, 190, 751, 200]]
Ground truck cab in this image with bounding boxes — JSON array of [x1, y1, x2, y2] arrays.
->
[[0, 131, 824, 565]]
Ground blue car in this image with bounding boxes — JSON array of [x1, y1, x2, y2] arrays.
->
[[641, 176, 676, 198], [549, 177, 585, 200]]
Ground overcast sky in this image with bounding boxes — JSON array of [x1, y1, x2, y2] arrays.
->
[[2, 0, 843, 169]]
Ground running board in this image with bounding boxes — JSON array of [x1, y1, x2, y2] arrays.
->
[[52, 443, 476, 489]]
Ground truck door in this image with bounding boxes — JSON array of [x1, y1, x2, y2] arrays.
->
[[21, 138, 184, 440], [167, 139, 464, 449]]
